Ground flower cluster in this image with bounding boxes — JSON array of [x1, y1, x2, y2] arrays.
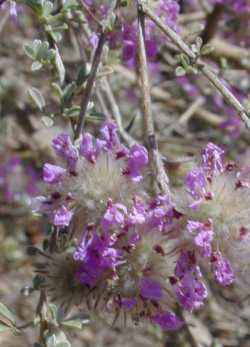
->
[[178, 142, 250, 288], [39, 194, 184, 329], [33, 121, 148, 230], [35, 123, 250, 330]]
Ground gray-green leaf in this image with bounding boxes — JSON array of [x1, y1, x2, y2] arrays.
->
[[31, 61, 43, 72], [28, 87, 46, 110], [54, 46, 65, 85], [0, 303, 16, 325]]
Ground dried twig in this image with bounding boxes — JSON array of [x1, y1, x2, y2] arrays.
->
[[142, 4, 250, 130], [75, 31, 107, 139], [137, 1, 170, 195]]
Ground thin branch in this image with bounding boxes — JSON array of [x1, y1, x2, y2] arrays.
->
[[101, 78, 137, 146], [75, 31, 107, 139], [142, 4, 250, 131], [137, 1, 170, 195], [79, 0, 102, 29]]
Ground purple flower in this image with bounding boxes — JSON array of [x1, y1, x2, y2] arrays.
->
[[52, 134, 78, 169], [120, 297, 137, 310], [201, 142, 224, 178], [100, 121, 120, 150], [211, 252, 235, 286], [152, 311, 183, 330], [101, 200, 127, 231], [187, 220, 214, 257], [43, 163, 66, 184], [139, 277, 162, 301], [74, 229, 121, 287], [124, 144, 148, 182], [147, 207, 166, 230], [53, 206, 73, 226], [80, 133, 105, 163], [185, 168, 207, 207], [194, 228, 213, 257], [128, 198, 146, 225], [175, 251, 197, 279], [175, 272, 208, 311]]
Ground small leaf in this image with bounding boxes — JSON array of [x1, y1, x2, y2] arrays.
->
[[32, 39, 43, 56], [28, 87, 46, 110], [48, 304, 58, 322], [45, 330, 71, 347], [61, 320, 83, 330], [31, 61, 43, 71], [42, 0, 53, 16], [0, 303, 16, 325], [76, 65, 88, 86], [63, 106, 80, 118], [52, 82, 63, 99], [54, 46, 65, 85], [37, 41, 50, 60], [42, 116, 54, 127], [175, 66, 186, 77], [0, 323, 11, 333], [179, 54, 190, 69], [62, 82, 76, 105], [88, 111, 105, 119], [24, 44, 36, 59], [201, 44, 214, 56]]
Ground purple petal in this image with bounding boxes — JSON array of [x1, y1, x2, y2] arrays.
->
[[120, 297, 137, 310], [101, 201, 127, 231], [152, 311, 183, 330], [139, 277, 162, 301], [53, 206, 73, 226], [201, 142, 224, 177], [80, 133, 104, 163], [211, 253, 235, 286], [43, 163, 66, 184], [124, 144, 148, 182], [52, 133, 78, 169]]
